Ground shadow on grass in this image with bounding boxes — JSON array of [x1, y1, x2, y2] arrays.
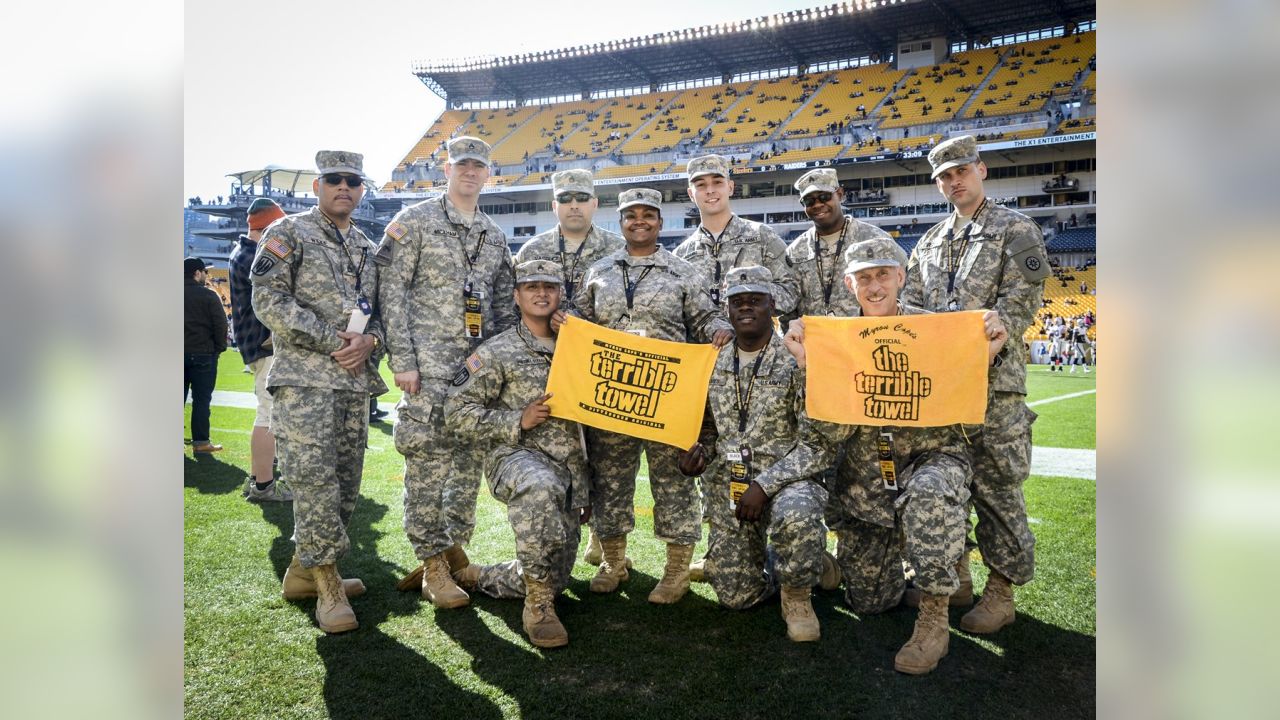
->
[[424, 577, 1093, 720], [267, 492, 502, 720], [183, 454, 244, 495]]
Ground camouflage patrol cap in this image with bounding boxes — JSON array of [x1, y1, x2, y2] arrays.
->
[[724, 265, 773, 298], [316, 150, 367, 178], [551, 169, 595, 197], [844, 237, 909, 274], [794, 167, 840, 198], [687, 154, 731, 181], [447, 136, 492, 166], [515, 259, 563, 285], [928, 135, 980, 179], [617, 187, 663, 212]]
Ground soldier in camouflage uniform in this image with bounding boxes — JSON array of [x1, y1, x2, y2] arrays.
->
[[674, 154, 798, 313], [674, 154, 797, 574], [514, 169, 623, 567], [784, 237, 1010, 673], [251, 150, 386, 634], [445, 260, 589, 648], [514, 169, 624, 312], [563, 187, 733, 604], [374, 136, 517, 609], [901, 135, 1049, 634], [677, 265, 833, 642], [784, 168, 901, 320]]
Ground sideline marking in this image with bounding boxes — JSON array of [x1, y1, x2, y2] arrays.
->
[[1028, 389, 1096, 407]]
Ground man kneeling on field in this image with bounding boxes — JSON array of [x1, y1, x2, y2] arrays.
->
[[678, 265, 838, 643], [784, 238, 1009, 673], [444, 260, 590, 649]]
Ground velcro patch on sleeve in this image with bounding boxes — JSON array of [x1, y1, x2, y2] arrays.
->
[[252, 255, 278, 276], [386, 222, 409, 243], [466, 353, 484, 372], [263, 235, 292, 260]]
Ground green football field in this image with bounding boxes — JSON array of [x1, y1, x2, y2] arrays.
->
[[185, 355, 1095, 719]]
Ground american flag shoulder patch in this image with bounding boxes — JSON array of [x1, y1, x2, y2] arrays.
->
[[386, 222, 409, 242], [466, 353, 484, 372], [263, 235, 292, 260]]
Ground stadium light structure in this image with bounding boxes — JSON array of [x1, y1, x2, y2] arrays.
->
[[410, 0, 904, 75]]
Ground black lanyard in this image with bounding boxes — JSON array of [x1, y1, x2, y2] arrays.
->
[[442, 196, 487, 275], [619, 262, 653, 310], [733, 349, 766, 432], [558, 228, 589, 299], [945, 198, 987, 295], [816, 218, 849, 307], [698, 225, 726, 289], [323, 213, 367, 294]]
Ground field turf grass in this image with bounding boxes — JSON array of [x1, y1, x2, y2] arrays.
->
[[185, 355, 1095, 719]]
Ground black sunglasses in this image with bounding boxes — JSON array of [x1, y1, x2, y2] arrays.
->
[[556, 191, 593, 204], [323, 173, 364, 187], [800, 191, 834, 207]]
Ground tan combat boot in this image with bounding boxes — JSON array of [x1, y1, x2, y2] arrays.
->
[[522, 577, 569, 648], [589, 535, 631, 593], [313, 564, 358, 634], [444, 544, 470, 574], [583, 528, 604, 565], [688, 557, 708, 583], [894, 593, 950, 674], [453, 563, 481, 591], [281, 555, 366, 600], [960, 570, 1015, 633], [647, 543, 694, 604], [422, 553, 470, 609], [780, 585, 821, 642], [819, 550, 842, 591], [904, 552, 975, 608]]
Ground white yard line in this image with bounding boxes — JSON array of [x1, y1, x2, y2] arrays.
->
[[199, 392, 1095, 478], [1028, 389, 1096, 407]]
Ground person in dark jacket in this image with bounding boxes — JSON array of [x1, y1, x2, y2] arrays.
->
[[229, 198, 292, 499], [185, 257, 227, 452]]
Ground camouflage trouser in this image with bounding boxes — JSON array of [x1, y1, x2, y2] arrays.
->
[[586, 427, 701, 546], [470, 450, 582, 599], [969, 391, 1038, 585], [394, 381, 483, 561], [271, 386, 368, 568], [833, 460, 970, 614], [442, 447, 484, 546], [706, 479, 827, 610]]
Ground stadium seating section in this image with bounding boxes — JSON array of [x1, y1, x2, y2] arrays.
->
[[384, 31, 1096, 193], [1026, 266, 1096, 340], [1047, 226, 1095, 253], [783, 64, 907, 138], [618, 81, 755, 155], [962, 33, 1095, 118]]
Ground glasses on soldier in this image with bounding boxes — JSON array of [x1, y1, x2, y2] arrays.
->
[[800, 192, 834, 207], [323, 174, 363, 188], [555, 192, 593, 204]]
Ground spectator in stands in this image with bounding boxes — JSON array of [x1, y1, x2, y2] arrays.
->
[[785, 168, 898, 319], [229, 198, 292, 502], [185, 257, 227, 453], [902, 135, 1049, 636]]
